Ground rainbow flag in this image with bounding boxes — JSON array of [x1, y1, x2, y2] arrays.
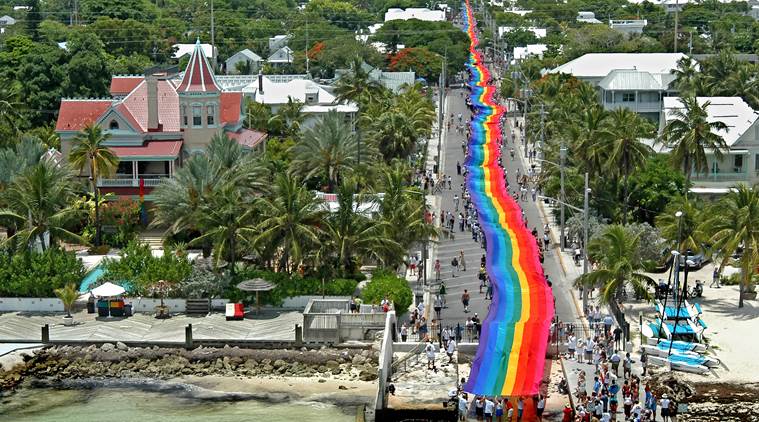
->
[[461, 0, 554, 397]]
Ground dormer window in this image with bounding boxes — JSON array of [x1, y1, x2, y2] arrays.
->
[[109, 120, 119, 130], [207, 105, 215, 125]]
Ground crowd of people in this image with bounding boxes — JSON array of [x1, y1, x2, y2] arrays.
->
[[455, 391, 547, 422], [555, 310, 672, 422]]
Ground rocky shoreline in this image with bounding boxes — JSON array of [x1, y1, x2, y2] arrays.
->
[[650, 372, 759, 421], [0, 343, 380, 398]]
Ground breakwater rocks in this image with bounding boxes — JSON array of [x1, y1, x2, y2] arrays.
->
[[650, 372, 759, 421], [0, 344, 380, 393]]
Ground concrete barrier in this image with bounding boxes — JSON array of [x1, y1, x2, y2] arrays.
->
[[0, 298, 64, 312]]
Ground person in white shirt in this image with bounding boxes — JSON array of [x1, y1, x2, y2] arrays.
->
[[425, 340, 437, 372], [584, 337, 595, 364], [458, 393, 469, 421], [567, 334, 577, 360], [483, 397, 495, 420], [661, 394, 671, 422], [446, 338, 457, 364]]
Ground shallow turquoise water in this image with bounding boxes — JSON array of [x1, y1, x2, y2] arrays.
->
[[0, 388, 355, 421]]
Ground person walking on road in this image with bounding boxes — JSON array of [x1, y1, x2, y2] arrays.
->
[[462, 289, 470, 313], [459, 250, 467, 271], [435, 259, 442, 281], [425, 340, 438, 372], [439, 281, 447, 307]]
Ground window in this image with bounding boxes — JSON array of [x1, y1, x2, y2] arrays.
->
[[735, 155, 743, 171], [755, 154, 759, 173], [182, 106, 188, 126], [192, 105, 202, 126], [622, 93, 635, 102], [207, 105, 215, 125], [109, 120, 119, 130]]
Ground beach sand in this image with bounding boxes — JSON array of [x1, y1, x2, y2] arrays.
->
[[175, 374, 377, 405]]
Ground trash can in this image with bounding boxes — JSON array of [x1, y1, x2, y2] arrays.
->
[[124, 304, 133, 317], [87, 296, 96, 314]]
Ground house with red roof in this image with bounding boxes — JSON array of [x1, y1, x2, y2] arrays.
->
[[56, 40, 267, 199]]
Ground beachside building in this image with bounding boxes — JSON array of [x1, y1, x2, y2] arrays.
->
[[659, 97, 759, 195], [55, 40, 267, 200], [548, 53, 688, 120], [225, 49, 263, 75]]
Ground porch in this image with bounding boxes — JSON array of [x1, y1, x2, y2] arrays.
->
[[690, 150, 751, 184], [96, 140, 182, 188]]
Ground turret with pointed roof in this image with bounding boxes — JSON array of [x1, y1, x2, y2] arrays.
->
[[177, 39, 221, 152], [177, 39, 220, 93]]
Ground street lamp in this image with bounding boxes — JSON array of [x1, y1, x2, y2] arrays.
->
[[673, 210, 684, 304]]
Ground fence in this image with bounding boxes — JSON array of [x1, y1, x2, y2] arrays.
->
[[302, 299, 390, 344]]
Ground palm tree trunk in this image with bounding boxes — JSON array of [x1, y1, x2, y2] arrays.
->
[[229, 231, 236, 276], [683, 155, 691, 193], [38, 233, 47, 252], [94, 186, 101, 247]]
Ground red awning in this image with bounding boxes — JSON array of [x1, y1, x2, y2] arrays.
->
[[110, 141, 183, 159]]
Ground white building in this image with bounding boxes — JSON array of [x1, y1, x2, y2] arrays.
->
[[225, 49, 263, 75], [513, 44, 548, 61], [577, 11, 602, 24], [548, 53, 688, 120], [0, 15, 15, 33], [334, 62, 415, 93], [243, 73, 358, 130], [498, 26, 547, 39], [609, 19, 647, 35], [384, 8, 445, 22], [268, 35, 290, 54], [660, 97, 759, 194], [267, 46, 293, 67]]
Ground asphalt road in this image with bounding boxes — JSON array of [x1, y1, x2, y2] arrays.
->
[[429, 88, 579, 335]]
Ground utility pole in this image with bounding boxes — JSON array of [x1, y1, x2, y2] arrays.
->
[[582, 172, 590, 314], [71, 0, 79, 26], [560, 143, 566, 251], [305, 17, 310, 74], [436, 52, 446, 176], [673, 0, 679, 52]]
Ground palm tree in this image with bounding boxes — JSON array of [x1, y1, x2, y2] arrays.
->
[[671, 56, 702, 96], [189, 181, 258, 274], [659, 97, 728, 188], [0, 138, 46, 190], [373, 161, 437, 268], [655, 195, 705, 253], [291, 110, 359, 192], [575, 225, 654, 317], [54, 283, 79, 318], [724, 65, 759, 110], [245, 98, 274, 132], [334, 57, 386, 107], [564, 105, 609, 177], [700, 184, 759, 308], [69, 124, 119, 246], [597, 108, 653, 224], [270, 97, 305, 137], [0, 79, 23, 144], [254, 173, 326, 273], [0, 159, 85, 251], [702, 50, 740, 96], [319, 182, 402, 276]]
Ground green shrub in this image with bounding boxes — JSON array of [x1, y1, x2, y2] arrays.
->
[[0, 248, 85, 297], [362, 270, 412, 315], [101, 240, 192, 295]]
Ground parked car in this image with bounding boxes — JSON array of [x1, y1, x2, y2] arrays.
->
[[684, 250, 707, 269]]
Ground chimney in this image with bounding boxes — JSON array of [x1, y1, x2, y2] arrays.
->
[[258, 69, 265, 95], [147, 74, 159, 130]]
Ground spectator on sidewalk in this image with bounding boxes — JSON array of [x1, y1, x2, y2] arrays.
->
[[400, 323, 408, 342], [623, 352, 634, 379], [610, 350, 621, 375]]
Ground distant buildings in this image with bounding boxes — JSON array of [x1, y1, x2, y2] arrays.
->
[[609, 19, 647, 35], [577, 12, 602, 24], [0, 15, 15, 34], [267, 46, 294, 67], [513, 44, 548, 61], [225, 49, 263, 75], [659, 97, 759, 194], [334, 62, 415, 94], [384, 8, 445, 22], [172, 43, 216, 60], [548, 53, 687, 120]]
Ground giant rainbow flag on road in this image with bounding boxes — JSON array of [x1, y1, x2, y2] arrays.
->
[[461, 0, 554, 397]]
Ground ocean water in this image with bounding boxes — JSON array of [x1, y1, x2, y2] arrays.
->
[[0, 387, 355, 421]]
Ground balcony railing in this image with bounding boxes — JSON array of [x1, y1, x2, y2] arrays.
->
[[690, 171, 748, 182], [98, 175, 170, 187]]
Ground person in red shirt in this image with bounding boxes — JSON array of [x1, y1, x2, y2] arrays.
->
[[562, 403, 573, 422]]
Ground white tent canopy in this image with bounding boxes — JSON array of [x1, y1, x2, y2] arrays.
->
[[90, 282, 126, 297]]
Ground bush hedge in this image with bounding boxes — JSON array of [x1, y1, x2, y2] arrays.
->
[[101, 241, 192, 296], [228, 268, 359, 306], [362, 270, 412, 315], [0, 248, 85, 297]]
